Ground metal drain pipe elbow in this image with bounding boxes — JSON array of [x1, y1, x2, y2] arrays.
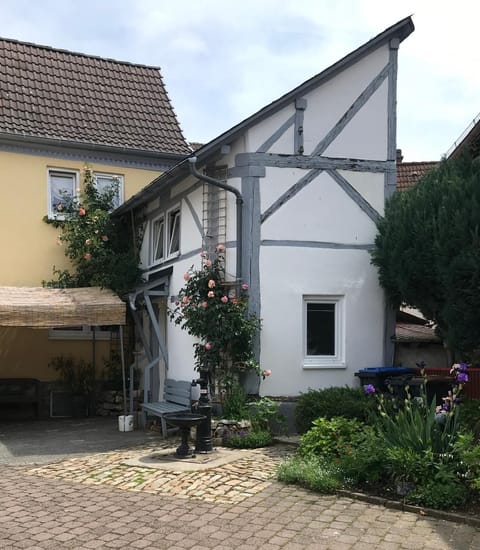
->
[[188, 157, 243, 283]]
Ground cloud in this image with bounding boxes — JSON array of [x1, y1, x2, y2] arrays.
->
[[0, 0, 479, 159]]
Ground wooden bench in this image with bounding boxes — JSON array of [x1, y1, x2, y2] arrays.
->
[[0, 378, 40, 418], [141, 378, 192, 438]]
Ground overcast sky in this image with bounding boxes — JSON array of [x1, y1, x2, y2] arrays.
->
[[1, 0, 478, 161]]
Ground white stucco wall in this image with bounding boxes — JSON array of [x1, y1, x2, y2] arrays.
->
[[258, 246, 385, 396], [260, 168, 379, 245], [136, 37, 398, 398]]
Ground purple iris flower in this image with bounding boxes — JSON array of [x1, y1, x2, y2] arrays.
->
[[457, 372, 469, 383], [459, 362, 468, 372], [364, 384, 376, 394]]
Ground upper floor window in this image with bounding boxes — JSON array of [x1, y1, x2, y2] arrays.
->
[[150, 205, 181, 265], [303, 295, 345, 368], [47, 169, 78, 219], [168, 207, 180, 256], [151, 215, 165, 263], [93, 173, 124, 210]]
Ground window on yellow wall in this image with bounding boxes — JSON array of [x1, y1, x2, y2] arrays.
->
[[93, 172, 124, 210], [47, 169, 78, 219], [48, 325, 113, 340]]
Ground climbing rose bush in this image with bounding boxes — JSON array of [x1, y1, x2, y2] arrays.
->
[[169, 249, 261, 390], [43, 165, 141, 294]]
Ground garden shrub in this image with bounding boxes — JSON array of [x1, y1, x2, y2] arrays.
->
[[454, 433, 480, 491], [297, 416, 387, 485], [335, 430, 388, 485], [457, 398, 480, 437], [224, 430, 273, 448], [248, 397, 286, 434], [406, 464, 469, 510], [298, 416, 367, 458], [221, 382, 249, 420], [295, 386, 373, 434], [277, 456, 342, 493]]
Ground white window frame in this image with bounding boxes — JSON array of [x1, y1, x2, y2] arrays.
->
[[93, 172, 124, 210], [150, 214, 165, 265], [166, 205, 181, 258], [48, 325, 112, 340], [47, 168, 78, 220], [303, 295, 345, 369], [149, 204, 181, 266]]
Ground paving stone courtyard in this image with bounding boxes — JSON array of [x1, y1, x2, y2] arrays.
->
[[0, 419, 480, 549]]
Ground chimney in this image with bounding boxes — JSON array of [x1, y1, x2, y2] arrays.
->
[[396, 149, 403, 163]]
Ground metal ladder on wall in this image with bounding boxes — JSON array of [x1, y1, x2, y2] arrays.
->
[[202, 166, 227, 259]]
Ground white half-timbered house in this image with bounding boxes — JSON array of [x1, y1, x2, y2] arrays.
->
[[114, 17, 414, 399]]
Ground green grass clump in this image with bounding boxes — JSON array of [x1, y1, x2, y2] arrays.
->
[[277, 456, 341, 493]]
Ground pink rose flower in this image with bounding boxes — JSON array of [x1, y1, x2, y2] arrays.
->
[[241, 283, 249, 290], [263, 369, 272, 377], [101, 235, 109, 242], [200, 251, 207, 258], [79, 208, 86, 216], [207, 291, 215, 298], [216, 243, 225, 253], [205, 342, 212, 350], [208, 279, 215, 289], [204, 259, 212, 267], [183, 273, 190, 281], [56, 204, 63, 211], [84, 253, 92, 261], [221, 296, 228, 303], [85, 239, 92, 245], [201, 301, 208, 308]]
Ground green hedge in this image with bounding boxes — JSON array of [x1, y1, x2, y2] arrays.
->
[[295, 386, 374, 434]]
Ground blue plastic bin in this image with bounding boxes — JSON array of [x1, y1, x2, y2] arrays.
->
[[355, 367, 416, 390]]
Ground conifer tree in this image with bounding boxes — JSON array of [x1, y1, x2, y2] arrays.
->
[[371, 154, 480, 355]]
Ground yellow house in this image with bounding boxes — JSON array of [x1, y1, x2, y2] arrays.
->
[[0, 37, 190, 416]]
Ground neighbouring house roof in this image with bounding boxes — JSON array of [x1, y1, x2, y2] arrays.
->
[[0, 37, 190, 156], [189, 142, 204, 151], [395, 323, 441, 343], [396, 160, 438, 190], [114, 16, 414, 216], [0, 287, 125, 327], [447, 112, 480, 159]]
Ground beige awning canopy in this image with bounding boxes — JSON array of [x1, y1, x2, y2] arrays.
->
[[0, 287, 126, 327]]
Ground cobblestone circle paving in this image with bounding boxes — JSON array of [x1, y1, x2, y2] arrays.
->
[[27, 440, 293, 505], [1, 438, 480, 549]]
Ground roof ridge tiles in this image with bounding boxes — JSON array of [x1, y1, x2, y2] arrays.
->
[[0, 35, 161, 71]]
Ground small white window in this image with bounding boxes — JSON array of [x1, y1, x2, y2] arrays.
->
[[151, 215, 165, 264], [303, 295, 345, 368], [167, 207, 181, 256], [49, 325, 112, 340], [47, 169, 78, 219], [93, 173, 124, 210]]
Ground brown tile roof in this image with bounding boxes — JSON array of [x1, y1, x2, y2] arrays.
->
[[395, 322, 441, 343], [0, 37, 190, 155], [396, 161, 438, 191], [447, 114, 480, 159]]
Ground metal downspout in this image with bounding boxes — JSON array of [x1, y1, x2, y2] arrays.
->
[[188, 157, 243, 282]]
